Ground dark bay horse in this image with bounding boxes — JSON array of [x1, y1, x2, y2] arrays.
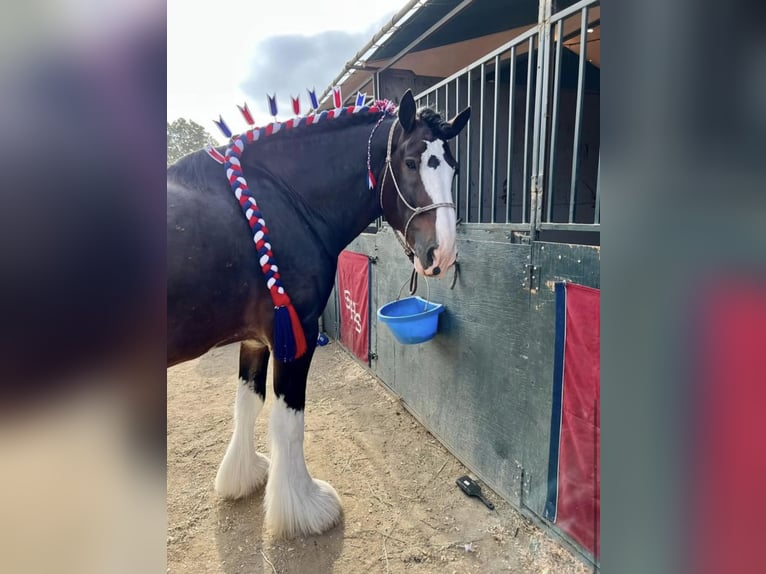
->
[[167, 90, 470, 538]]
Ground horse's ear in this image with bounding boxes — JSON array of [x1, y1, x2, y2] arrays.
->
[[398, 90, 416, 133], [444, 107, 471, 140]]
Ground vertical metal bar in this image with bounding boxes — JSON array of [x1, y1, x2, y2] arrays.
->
[[530, 33, 545, 237], [477, 63, 485, 223], [435, 87, 439, 113], [522, 37, 534, 223], [594, 151, 600, 223], [547, 19, 563, 223], [506, 47, 516, 223], [465, 69, 472, 222], [454, 77, 460, 215], [491, 55, 500, 222], [569, 6, 588, 223], [534, 1, 553, 234]]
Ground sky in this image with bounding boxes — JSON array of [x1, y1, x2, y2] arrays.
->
[[168, 0, 405, 142]]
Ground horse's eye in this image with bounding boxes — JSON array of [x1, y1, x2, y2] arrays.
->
[[405, 159, 417, 170]]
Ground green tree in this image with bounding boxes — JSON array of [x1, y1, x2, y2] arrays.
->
[[167, 118, 217, 165]]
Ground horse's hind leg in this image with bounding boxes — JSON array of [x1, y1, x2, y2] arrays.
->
[[215, 341, 271, 499], [265, 344, 342, 538]]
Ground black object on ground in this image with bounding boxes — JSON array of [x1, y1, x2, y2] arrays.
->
[[456, 475, 495, 510]]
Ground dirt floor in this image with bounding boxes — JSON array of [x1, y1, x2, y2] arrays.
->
[[167, 341, 590, 574]]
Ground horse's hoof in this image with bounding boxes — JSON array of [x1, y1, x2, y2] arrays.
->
[[265, 478, 342, 538], [215, 451, 270, 499]]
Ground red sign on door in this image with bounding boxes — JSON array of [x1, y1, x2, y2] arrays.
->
[[337, 250, 370, 363]]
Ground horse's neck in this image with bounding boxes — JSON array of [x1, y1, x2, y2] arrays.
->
[[245, 117, 392, 257]]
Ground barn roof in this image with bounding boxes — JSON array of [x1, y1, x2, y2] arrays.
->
[[318, 0, 600, 109]]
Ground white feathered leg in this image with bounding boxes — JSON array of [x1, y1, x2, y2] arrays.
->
[[264, 396, 342, 538], [215, 380, 270, 499]]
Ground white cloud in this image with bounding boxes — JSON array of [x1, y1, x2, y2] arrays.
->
[[168, 0, 397, 135]]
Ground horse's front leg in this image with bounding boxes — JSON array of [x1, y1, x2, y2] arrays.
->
[[215, 341, 271, 498], [265, 336, 342, 538]]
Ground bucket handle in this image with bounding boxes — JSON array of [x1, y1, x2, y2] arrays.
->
[[396, 268, 430, 312]]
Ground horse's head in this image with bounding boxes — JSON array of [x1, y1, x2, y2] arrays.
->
[[381, 90, 470, 277]]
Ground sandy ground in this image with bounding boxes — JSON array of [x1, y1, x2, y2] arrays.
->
[[167, 341, 590, 574]]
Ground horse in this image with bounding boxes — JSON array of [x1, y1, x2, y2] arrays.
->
[[167, 89, 470, 538]]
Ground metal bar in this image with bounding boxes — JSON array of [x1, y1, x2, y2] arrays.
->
[[539, 222, 600, 232], [491, 55, 500, 222], [454, 76, 460, 216], [415, 25, 541, 99], [458, 222, 532, 232], [465, 69, 472, 222], [506, 46, 516, 223], [594, 152, 600, 223], [317, 0, 424, 106], [550, 0, 598, 23], [568, 7, 588, 223], [477, 62, 485, 223], [533, 0, 553, 233], [522, 36, 534, 223], [546, 19, 563, 222], [374, 0, 477, 80]]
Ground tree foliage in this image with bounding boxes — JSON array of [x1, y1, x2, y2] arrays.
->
[[167, 118, 216, 165]]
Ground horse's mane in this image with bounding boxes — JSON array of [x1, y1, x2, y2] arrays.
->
[[416, 107, 453, 140], [168, 103, 449, 188], [168, 107, 394, 187]]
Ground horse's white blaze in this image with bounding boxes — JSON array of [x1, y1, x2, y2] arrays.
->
[[419, 139, 457, 275], [265, 397, 342, 538], [215, 379, 269, 499]]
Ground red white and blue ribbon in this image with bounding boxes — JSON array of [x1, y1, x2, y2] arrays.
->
[[214, 115, 232, 139], [332, 86, 342, 109], [238, 103, 255, 126], [308, 88, 319, 111], [267, 94, 278, 119], [206, 96, 398, 362]]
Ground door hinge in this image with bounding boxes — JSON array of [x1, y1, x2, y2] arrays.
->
[[369, 351, 378, 361]]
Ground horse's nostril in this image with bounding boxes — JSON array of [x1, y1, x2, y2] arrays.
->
[[432, 266, 441, 276], [426, 246, 436, 267]]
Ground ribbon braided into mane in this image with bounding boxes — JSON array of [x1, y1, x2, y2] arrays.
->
[[205, 99, 398, 362]]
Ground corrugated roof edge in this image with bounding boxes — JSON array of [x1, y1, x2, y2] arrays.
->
[[317, 0, 427, 108]]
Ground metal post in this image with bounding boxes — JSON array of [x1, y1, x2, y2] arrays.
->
[[506, 47, 516, 223], [533, 0, 553, 235], [455, 77, 461, 215], [546, 19, 563, 223], [465, 69, 472, 222], [569, 6, 588, 223], [491, 55, 500, 222], [522, 37, 534, 223], [478, 62, 485, 223]]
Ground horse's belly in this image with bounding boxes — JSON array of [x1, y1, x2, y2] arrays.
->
[[167, 185, 268, 365]]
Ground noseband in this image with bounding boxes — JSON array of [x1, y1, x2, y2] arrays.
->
[[378, 120, 456, 261]]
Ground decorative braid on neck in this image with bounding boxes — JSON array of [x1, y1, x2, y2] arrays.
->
[[206, 100, 397, 362]]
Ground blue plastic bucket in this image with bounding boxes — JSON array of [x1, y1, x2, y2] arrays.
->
[[377, 296, 445, 345]]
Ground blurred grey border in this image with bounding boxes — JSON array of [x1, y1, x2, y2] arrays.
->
[[0, 2, 167, 573], [604, 0, 765, 572]]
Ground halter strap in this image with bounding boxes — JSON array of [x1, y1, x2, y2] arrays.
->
[[378, 120, 456, 261]]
